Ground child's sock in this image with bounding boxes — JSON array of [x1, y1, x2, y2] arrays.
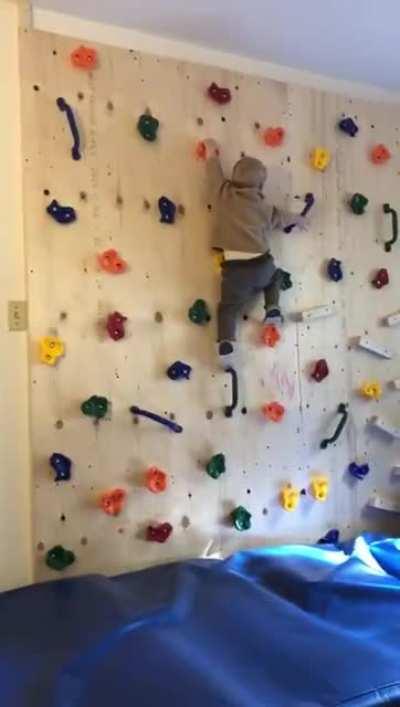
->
[[264, 306, 284, 325]]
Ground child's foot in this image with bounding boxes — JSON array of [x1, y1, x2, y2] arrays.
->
[[217, 340, 236, 369], [264, 307, 284, 325], [219, 341, 234, 356]]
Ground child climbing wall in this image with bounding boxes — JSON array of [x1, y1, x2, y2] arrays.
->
[[19, 27, 400, 582]]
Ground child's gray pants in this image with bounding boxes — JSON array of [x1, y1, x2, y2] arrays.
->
[[218, 252, 283, 342]]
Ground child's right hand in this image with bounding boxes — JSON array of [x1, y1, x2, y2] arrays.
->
[[203, 138, 220, 159]]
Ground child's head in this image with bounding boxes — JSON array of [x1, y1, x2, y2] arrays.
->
[[231, 156, 267, 191]]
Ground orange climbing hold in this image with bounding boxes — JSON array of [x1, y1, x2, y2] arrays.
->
[[99, 488, 126, 516], [261, 324, 281, 348], [371, 144, 391, 165], [263, 127, 285, 147], [70, 45, 98, 70], [98, 249, 127, 274], [195, 141, 207, 160], [262, 402, 285, 423], [145, 467, 168, 494]]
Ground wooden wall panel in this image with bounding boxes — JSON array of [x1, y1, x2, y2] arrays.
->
[[19, 29, 400, 582]]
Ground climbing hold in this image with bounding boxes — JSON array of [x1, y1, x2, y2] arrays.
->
[[196, 140, 207, 160], [137, 113, 159, 142], [310, 148, 331, 171], [145, 467, 168, 494], [338, 117, 359, 137], [81, 395, 108, 420], [158, 196, 176, 224], [284, 193, 315, 234], [301, 305, 335, 321], [56, 97, 81, 160], [98, 249, 127, 274], [262, 402, 285, 423], [320, 403, 348, 449], [372, 268, 389, 289], [130, 406, 183, 433], [280, 270, 293, 290], [100, 488, 126, 516], [360, 380, 382, 400], [207, 82, 231, 105], [146, 522, 173, 543], [318, 529, 339, 544], [383, 203, 398, 252], [206, 453, 226, 480], [70, 45, 97, 70], [167, 361, 192, 380], [231, 506, 252, 531], [188, 299, 211, 325], [50, 453, 72, 482], [311, 359, 329, 382], [106, 311, 127, 341], [224, 367, 238, 418], [280, 484, 300, 512], [263, 127, 285, 147], [46, 545, 75, 571], [327, 258, 343, 282], [348, 462, 370, 480], [261, 324, 281, 348], [47, 199, 76, 224], [213, 250, 225, 274], [356, 335, 392, 359], [39, 336, 64, 366], [310, 475, 329, 502], [371, 144, 391, 164], [350, 193, 368, 215]]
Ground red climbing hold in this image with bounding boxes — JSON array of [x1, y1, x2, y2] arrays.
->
[[98, 249, 127, 274], [146, 522, 173, 543], [262, 402, 286, 423], [372, 268, 389, 289], [371, 144, 391, 165], [261, 324, 281, 348], [145, 467, 168, 494], [100, 489, 126, 516], [195, 141, 207, 160], [311, 359, 329, 382], [207, 82, 231, 105], [263, 127, 285, 147], [70, 45, 98, 70], [106, 311, 127, 340]]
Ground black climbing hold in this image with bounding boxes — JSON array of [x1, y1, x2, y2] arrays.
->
[[56, 97, 81, 160], [158, 196, 176, 224]]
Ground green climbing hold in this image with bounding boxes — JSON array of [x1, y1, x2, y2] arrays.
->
[[350, 193, 368, 215], [46, 545, 75, 571], [188, 299, 211, 325], [206, 453, 226, 479], [81, 395, 108, 419], [137, 113, 159, 142], [231, 505, 252, 531], [280, 270, 293, 291]]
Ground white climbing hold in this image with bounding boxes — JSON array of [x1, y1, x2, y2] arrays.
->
[[370, 415, 400, 439], [385, 311, 400, 327], [356, 336, 392, 359], [367, 493, 400, 513], [300, 305, 335, 321], [390, 378, 400, 390]]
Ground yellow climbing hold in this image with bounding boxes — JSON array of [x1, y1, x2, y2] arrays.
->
[[310, 147, 331, 172], [280, 483, 300, 512], [360, 380, 382, 401], [212, 250, 225, 274], [39, 336, 65, 366], [310, 475, 329, 502]]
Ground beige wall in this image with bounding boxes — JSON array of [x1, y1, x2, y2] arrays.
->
[[0, 0, 32, 590]]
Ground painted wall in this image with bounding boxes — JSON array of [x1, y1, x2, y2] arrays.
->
[[19, 26, 400, 584], [0, 0, 32, 591]]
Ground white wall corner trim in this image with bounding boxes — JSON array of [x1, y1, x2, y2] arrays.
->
[[33, 7, 400, 104]]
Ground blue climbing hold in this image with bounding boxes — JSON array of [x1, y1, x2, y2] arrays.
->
[[50, 453, 72, 482], [167, 361, 192, 381], [327, 258, 343, 282], [318, 529, 340, 544], [338, 117, 359, 137], [56, 97, 81, 160], [158, 196, 176, 224], [348, 462, 369, 480], [47, 199, 76, 224]]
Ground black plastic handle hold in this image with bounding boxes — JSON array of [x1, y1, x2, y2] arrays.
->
[[224, 367, 238, 418], [130, 406, 183, 433], [383, 203, 398, 252], [320, 403, 348, 449], [284, 193, 315, 234], [56, 97, 81, 160]]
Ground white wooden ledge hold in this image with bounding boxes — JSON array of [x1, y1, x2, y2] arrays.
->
[[390, 378, 400, 390], [356, 336, 392, 359], [370, 415, 400, 439], [385, 311, 400, 327], [300, 305, 335, 321], [368, 493, 400, 513]]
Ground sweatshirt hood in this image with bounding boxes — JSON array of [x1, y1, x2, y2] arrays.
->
[[231, 156, 267, 190]]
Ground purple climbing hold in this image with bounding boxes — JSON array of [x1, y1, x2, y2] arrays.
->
[[50, 453, 72, 482], [327, 258, 343, 282], [348, 462, 369, 480], [318, 529, 340, 544], [338, 117, 359, 137], [158, 196, 176, 224]]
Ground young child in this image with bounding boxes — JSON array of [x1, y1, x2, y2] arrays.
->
[[204, 139, 308, 361]]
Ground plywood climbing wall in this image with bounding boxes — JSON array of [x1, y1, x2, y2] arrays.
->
[[19, 27, 400, 582]]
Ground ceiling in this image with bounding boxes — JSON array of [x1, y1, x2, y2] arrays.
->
[[33, 0, 400, 91]]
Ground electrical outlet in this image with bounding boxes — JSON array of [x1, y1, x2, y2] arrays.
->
[[8, 300, 28, 332]]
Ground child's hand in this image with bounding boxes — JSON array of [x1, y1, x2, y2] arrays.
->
[[203, 139, 220, 159]]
